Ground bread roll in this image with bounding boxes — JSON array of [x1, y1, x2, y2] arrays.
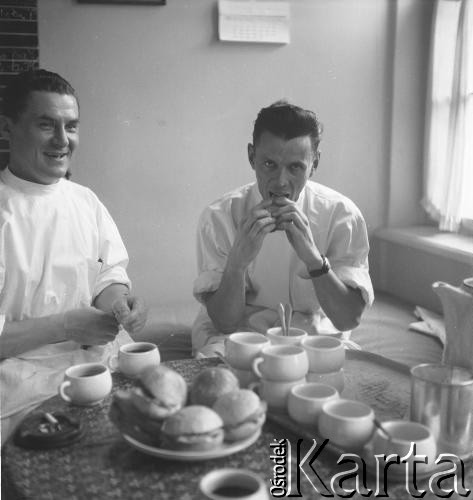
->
[[189, 367, 239, 407], [161, 405, 224, 451], [213, 389, 267, 442]]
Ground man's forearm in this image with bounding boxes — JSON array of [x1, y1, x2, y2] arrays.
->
[[205, 262, 247, 334], [0, 314, 66, 359], [93, 283, 130, 314], [310, 271, 365, 331]]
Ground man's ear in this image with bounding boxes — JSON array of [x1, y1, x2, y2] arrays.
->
[[248, 143, 255, 170], [310, 150, 321, 176], [0, 116, 12, 141]]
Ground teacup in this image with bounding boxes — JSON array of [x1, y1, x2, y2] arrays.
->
[[301, 336, 345, 374], [266, 327, 308, 346], [59, 362, 112, 406], [225, 332, 270, 371], [252, 345, 309, 382], [249, 377, 306, 410], [200, 468, 269, 500], [287, 382, 339, 426], [318, 398, 375, 449], [307, 369, 345, 394], [108, 342, 160, 378], [370, 420, 437, 472]]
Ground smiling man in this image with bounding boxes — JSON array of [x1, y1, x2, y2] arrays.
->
[[0, 69, 147, 442], [192, 101, 374, 357]]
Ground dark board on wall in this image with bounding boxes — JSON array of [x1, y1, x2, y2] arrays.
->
[[0, 0, 39, 169]]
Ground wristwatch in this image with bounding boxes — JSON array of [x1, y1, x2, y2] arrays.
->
[[308, 255, 331, 278]]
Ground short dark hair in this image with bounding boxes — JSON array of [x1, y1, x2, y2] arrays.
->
[[252, 100, 323, 154], [2, 69, 78, 122]]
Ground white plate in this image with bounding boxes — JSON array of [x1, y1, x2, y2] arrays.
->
[[122, 428, 261, 461]]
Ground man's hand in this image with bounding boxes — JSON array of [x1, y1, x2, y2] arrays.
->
[[63, 307, 120, 345], [112, 295, 148, 334], [271, 197, 323, 269], [228, 199, 276, 269]]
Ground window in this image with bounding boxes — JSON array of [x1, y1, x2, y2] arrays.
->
[[422, 0, 473, 233]]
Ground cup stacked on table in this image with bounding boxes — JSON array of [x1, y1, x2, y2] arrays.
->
[[224, 332, 270, 387], [250, 343, 309, 411], [301, 336, 346, 394]]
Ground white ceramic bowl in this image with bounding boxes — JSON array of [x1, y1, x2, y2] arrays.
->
[[225, 332, 270, 371], [370, 420, 437, 470], [266, 327, 308, 346], [200, 468, 269, 500], [301, 336, 345, 374], [252, 345, 309, 382], [318, 398, 375, 449], [287, 382, 339, 426]]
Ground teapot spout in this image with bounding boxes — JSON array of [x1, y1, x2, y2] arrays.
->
[[432, 281, 458, 301]]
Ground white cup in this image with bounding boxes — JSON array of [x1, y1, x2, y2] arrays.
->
[[287, 382, 339, 426], [301, 336, 345, 374], [199, 468, 269, 500], [318, 398, 375, 449], [370, 420, 437, 472], [225, 332, 270, 371], [307, 369, 345, 394], [266, 327, 308, 346], [59, 362, 112, 406], [108, 342, 160, 378], [252, 345, 309, 382], [249, 378, 306, 411]]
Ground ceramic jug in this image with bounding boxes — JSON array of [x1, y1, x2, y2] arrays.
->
[[433, 278, 473, 371]]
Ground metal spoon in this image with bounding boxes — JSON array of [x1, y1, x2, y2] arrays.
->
[[278, 303, 287, 335], [285, 303, 292, 335], [373, 417, 393, 441]]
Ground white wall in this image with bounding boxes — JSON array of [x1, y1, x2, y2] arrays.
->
[[38, 0, 431, 307]]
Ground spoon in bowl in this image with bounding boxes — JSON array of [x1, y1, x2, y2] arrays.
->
[[278, 303, 287, 336]]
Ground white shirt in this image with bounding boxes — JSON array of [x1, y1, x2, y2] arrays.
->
[[192, 181, 374, 353], [0, 168, 132, 429]]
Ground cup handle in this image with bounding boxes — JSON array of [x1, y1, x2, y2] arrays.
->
[[108, 354, 119, 371], [252, 357, 264, 379], [59, 380, 72, 403]]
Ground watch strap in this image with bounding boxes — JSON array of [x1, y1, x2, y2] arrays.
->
[[308, 255, 330, 278]]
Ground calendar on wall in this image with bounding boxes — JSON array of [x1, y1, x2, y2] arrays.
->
[[218, 0, 290, 44]]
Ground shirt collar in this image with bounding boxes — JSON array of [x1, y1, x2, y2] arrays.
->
[[0, 167, 62, 195]]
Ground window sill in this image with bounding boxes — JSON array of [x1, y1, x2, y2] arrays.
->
[[374, 225, 473, 266], [370, 225, 473, 313]]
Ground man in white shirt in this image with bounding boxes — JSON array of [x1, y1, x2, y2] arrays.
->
[[192, 101, 374, 356], [0, 69, 147, 441]]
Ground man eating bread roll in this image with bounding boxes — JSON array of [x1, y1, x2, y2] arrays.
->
[[192, 101, 374, 357]]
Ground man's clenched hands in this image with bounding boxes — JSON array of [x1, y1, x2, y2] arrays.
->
[[111, 295, 148, 334], [271, 197, 323, 269], [228, 199, 276, 270]]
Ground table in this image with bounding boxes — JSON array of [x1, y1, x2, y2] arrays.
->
[[2, 356, 472, 500]]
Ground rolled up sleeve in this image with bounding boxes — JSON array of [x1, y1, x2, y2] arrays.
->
[[193, 209, 234, 303], [326, 204, 374, 306]]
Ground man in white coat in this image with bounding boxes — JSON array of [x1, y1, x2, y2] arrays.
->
[[192, 101, 374, 357], [0, 69, 147, 442]]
